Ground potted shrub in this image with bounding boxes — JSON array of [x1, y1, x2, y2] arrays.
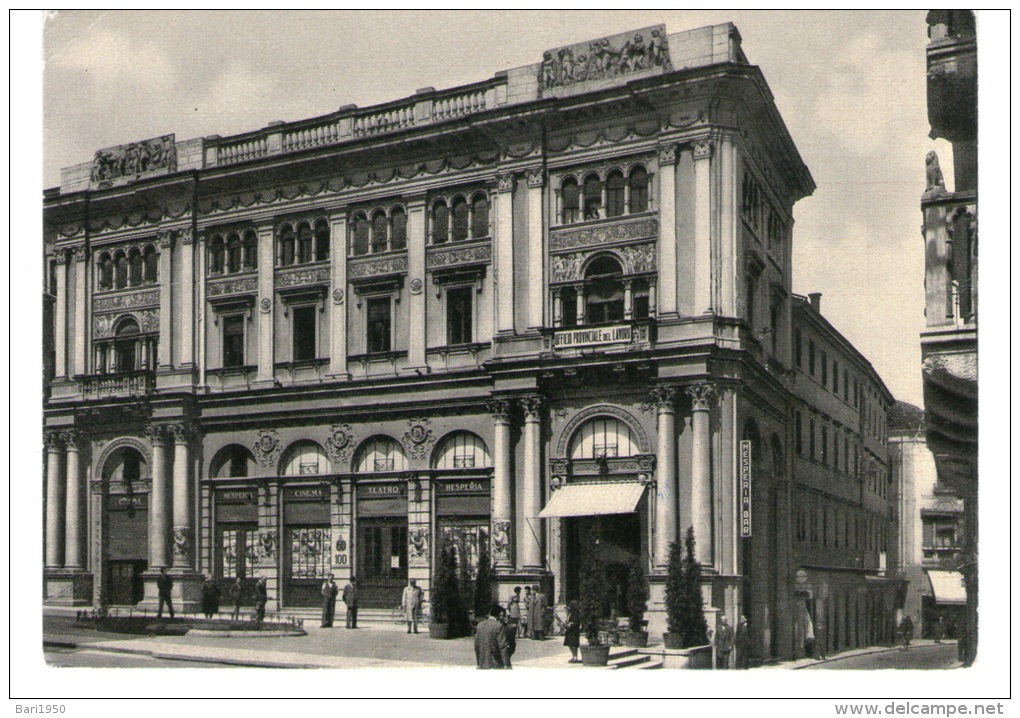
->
[[578, 523, 612, 666], [473, 540, 494, 621], [663, 527, 709, 650], [430, 536, 464, 639], [623, 559, 649, 647]]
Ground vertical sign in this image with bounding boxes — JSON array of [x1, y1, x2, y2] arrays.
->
[[739, 440, 752, 537]]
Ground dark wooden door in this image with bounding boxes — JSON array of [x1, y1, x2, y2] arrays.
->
[[357, 518, 407, 608]]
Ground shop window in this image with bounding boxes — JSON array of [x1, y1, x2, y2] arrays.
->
[[570, 416, 638, 459], [606, 170, 626, 218], [220, 528, 258, 580], [289, 527, 332, 579], [431, 201, 449, 244], [144, 245, 159, 282], [222, 315, 245, 368], [446, 286, 473, 345], [354, 436, 408, 473], [314, 219, 330, 262], [561, 178, 580, 224], [279, 224, 296, 266], [352, 214, 370, 256], [629, 167, 649, 213], [471, 194, 489, 238], [583, 174, 601, 220], [439, 523, 489, 579], [371, 211, 388, 253], [451, 197, 469, 241], [366, 296, 392, 354], [292, 305, 317, 361], [584, 256, 624, 324], [227, 232, 243, 273], [432, 431, 491, 470], [390, 209, 407, 251]]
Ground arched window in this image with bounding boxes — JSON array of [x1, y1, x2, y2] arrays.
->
[[98, 252, 113, 289], [242, 230, 258, 270], [209, 236, 225, 275], [212, 445, 256, 478], [354, 436, 408, 473], [114, 318, 140, 372], [297, 222, 313, 263], [561, 178, 580, 224], [128, 248, 143, 286], [629, 167, 649, 213], [431, 201, 449, 244], [471, 194, 489, 238], [279, 224, 296, 266], [570, 416, 639, 459], [371, 211, 388, 253], [281, 441, 330, 476], [606, 170, 626, 218], [585, 256, 625, 324], [390, 208, 407, 250], [352, 214, 370, 256], [314, 219, 330, 262], [451, 197, 469, 241], [143, 245, 159, 283], [102, 446, 148, 483], [583, 174, 602, 220], [227, 232, 243, 273], [432, 432, 491, 470], [114, 251, 128, 289]]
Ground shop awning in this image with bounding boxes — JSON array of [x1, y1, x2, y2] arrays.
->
[[537, 482, 645, 518], [926, 570, 967, 605]]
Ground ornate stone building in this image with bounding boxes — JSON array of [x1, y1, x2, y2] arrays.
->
[[42, 21, 897, 661]]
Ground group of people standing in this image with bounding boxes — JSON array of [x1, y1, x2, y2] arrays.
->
[[320, 575, 360, 629], [713, 614, 750, 669], [158, 569, 268, 625], [505, 585, 548, 641]]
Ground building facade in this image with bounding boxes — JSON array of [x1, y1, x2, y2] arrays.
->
[[44, 21, 900, 662]]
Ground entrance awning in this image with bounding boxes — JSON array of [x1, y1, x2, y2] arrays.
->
[[926, 570, 967, 605], [537, 482, 645, 518]]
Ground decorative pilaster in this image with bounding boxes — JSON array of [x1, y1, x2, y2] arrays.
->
[[657, 144, 678, 317], [488, 398, 514, 569], [63, 430, 85, 570], [526, 169, 545, 330], [73, 246, 88, 376], [53, 249, 68, 378], [407, 195, 428, 369], [686, 382, 715, 567], [692, 140, 713, 315], [494, 172, 515, 333], [521, 395, 544, 571], [256, 223, 275, 383], [329, 213, 349, 377], [157, 231, 174, 368], [178, 228, 195, 367], [45, 431, 65, 569], [651, 386, 677, 567], [171, 423, 195, 569], [146, 425, 171, 569]]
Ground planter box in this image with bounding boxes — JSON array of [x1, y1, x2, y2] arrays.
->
[[429, 622, 450, 639], [623, 631, 649, 648], [581, 644, 611, 666], [663, 632, 684, 649]]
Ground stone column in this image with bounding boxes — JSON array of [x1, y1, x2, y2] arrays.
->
[[178, 228, 195, 367], [171, 424, 194, 569], [652, 386, 677, 568], [147, 426, 171, 570], [63, 430, 85, 570], [526, 168, 545, 330], [686, 383, 715, 567], [407, 195, 428, 369], [73, 246, 88, 375], [256, 223, 275, 383], [657, 144, 678, 317], [54, 250, 68, 378], [157, 231, 174, 368], [693, 140, 713, 315], [494, 173, 515, 334], [552, 289, 562, 327], [45, 432, 65, 568], [488, 398, 514, 571], [521, 396, 544, 571], [576, 287, 586, 325], [329, 213, 349, 378]]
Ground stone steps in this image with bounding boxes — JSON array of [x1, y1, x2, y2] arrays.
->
[[606, 647, 653, 669]]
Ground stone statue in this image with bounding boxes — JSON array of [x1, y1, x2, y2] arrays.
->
[[925, 150, 945, 192]]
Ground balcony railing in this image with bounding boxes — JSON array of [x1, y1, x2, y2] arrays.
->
[[79, 370, 155, 399]]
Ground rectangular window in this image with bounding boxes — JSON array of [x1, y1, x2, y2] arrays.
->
[[843, 437, 849, 472], [794, 329, 802, 368], [746, 273, 757, 326], [821, 425, 828, 465], [809, 419, 816, 459], [795, 411, 803, 455], [293, 306, 317, 361], [832, 360, 839, 393], [223, 315, 245, 368], [446, 287, 473, 345], [843, 369, 849, 401], [366, 297, 392, 353], [809, 340, 816, 376], [833, 432, 839, 469], [821, 350, 828, 386]]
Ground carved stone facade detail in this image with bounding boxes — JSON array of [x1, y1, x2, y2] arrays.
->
[[94, 308, 159, 339], [925, 150, 946, 193], [324, 423, 355, 468], [178, 227, 194, 245], [491, 520, 511, 563], [551, 241, 656, 282], [276, 267, 330, 287], [550, 218, 658, 251], [495, 172, 515, 192], [540, 24, 671, 93], [521, 395, 544, 421], [54, 249, 69, 265], [90, 134, 177, 186], [526, 167, 545, 188], [409, 527, 430, 562], [173, 527, 192, 557], [686, 383, 716, 411], [650, 385, 677, 411], [348, 256, 408, 278], [253, 429, 282, 468], [93, 289, 161, 313], [693, 140, 713, 160], [332, 288, 345, 305], [259, 530, 277, 561], [260, 297, 272, 313], [207, 277, 258, 297], [409, 278, 423, 295], [425, 243, 492, 269], [44, 430, 64, 451], [158, 230, 175, 249], [658, 144, 677, 165], [401, 418, 436, 461], [73, 245, 88, 262], [487, 398, 513, 424], [617, 243, 657, 274]]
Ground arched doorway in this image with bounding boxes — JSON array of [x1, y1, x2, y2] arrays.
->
[[279, 441, 333, 608], [103, 444, 149, 605]]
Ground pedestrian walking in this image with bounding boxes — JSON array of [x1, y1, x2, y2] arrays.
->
[[563, 602, 581, 663], [899, 615, 914, 651], [201, 575, 221, 619], [156, 567, 175, 619], [253, 576, 268, 626], [342, 577, 359, 628], [401, 578, 421, 634], [475, 604, 509, 669], [320, 574, 338, 628], [735, 614, 750, 669], [519, 586, 532, 639], [933, 615, 945, 643], [507, 586, 522, 634], [230, 576, 244, 621], [499, 606, 517, 669], [714, 615, 735, 669]]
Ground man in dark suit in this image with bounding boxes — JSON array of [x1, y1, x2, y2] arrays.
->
[[156, 567, 174, 619], [475, 604, 509, 669], [321, 574, 338, 628], [342, 577, 359, 629]]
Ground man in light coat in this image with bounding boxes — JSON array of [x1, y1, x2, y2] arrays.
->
[[529, 584, 547, 640], [401, 578, 421, 634], [475, 604, 509, 669]]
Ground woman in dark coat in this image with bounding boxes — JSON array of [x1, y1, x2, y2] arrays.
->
[[563, 602, 581, 663], [201, 576, 221, 619]]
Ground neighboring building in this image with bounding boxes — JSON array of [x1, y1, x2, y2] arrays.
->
[[889, 400, 966, 639], [43, 21, 900, 662], [920, 10, 977, 665], [789, 294, 899, 659]]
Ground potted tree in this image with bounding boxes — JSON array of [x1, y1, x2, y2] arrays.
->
[[578, 523, 612, 666], [473, 540, 494, 621], [623, 559, 650, 647], [663, 527, 709, 650], [430, 536, 463, 639]]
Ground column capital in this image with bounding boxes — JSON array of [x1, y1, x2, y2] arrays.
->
[[178, 227, 194, 245], [658, 143, 678, 166], [520, 395, 544, 421], [53, 248, 70, 265], [650, 385, 677, 412], [525, 167, 545, 188], [158, 230, 175, 249], [44, 430, 65, 451], [72, 245, 88, 262], [685, 382, 716, 411], [495, 172, 516, 193], [60, 428, 83, 451], [487, 398, 513, 424], [169, 422, 196, 445], [692, 139, 713, 161], [145, 424, 171, 445]]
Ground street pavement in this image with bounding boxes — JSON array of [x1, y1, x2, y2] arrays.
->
[[797, 642, 960, 670]]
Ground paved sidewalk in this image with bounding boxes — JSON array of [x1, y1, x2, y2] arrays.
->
[[761, 640, 959, 670]]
